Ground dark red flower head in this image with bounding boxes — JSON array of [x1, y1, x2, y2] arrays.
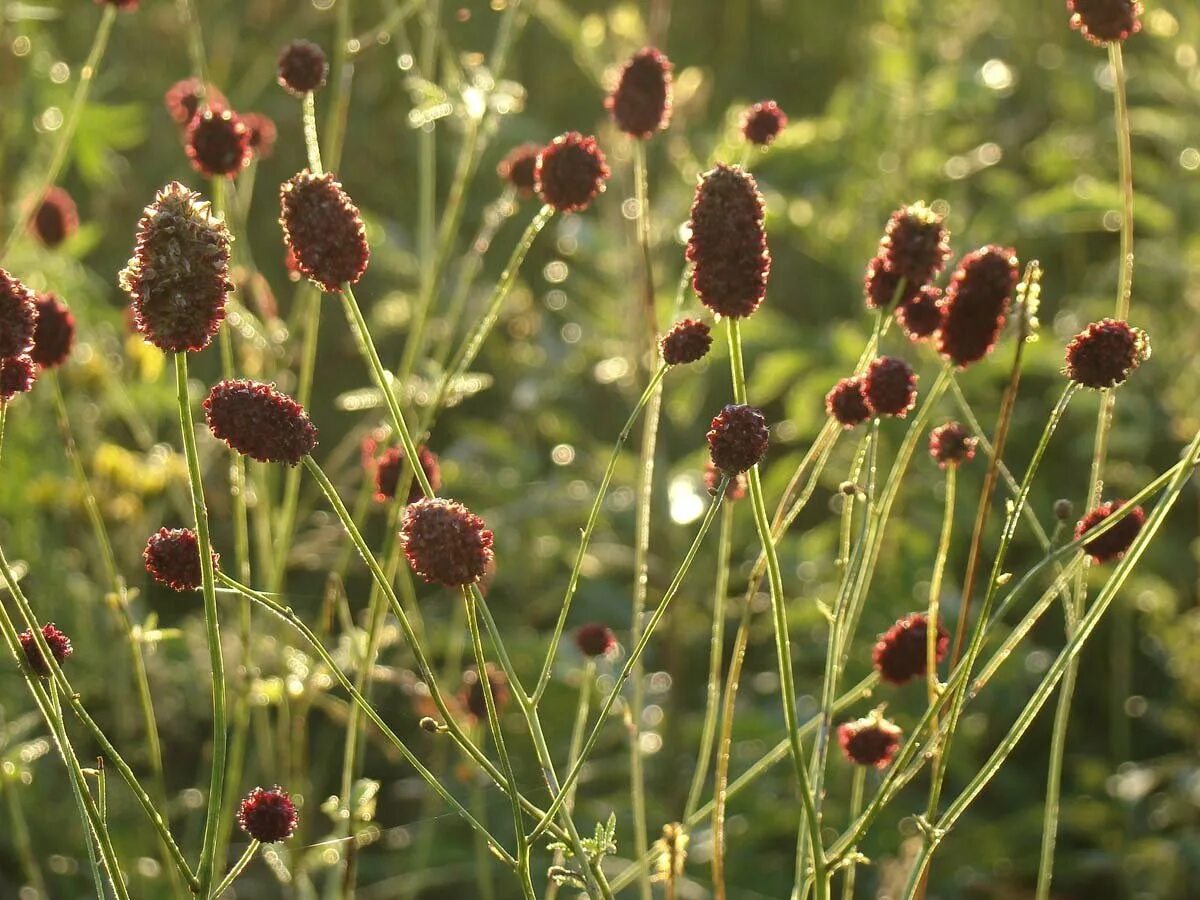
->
[[704, 460, 747, 501], [31, 187, 79, 248], [863, 356, 917, 418], [277, 40, 328, 95], [497, 143, 542, 197], [401, 498, 495, 587], [686, 164, 771, 319], [280, 170, 370, 292], [96, 0, 138, 9], [241, 113, 278, 159], [606, 47, 673, 138], [825, 376, 871, 429], [837, 712, 902, 769], [0, 268, 38, 358], [164, 79, 227, 125], [873, 612, 948, 685], [661, 319, 712, 365], [144, 527, 218, 592], [1064, 318, 1150, 389], [374, 444, 441, 505], [574, 623, 618, 658], [936, 245, 1019, 368], [1075, 500, 1145, 563], [535, 133, 610, 213], [459, 665, 510, 721], [879, 202, 951, 287], [18, 624, 73, 678], [741, 100, 787, 147], [186, 109, 251, 178], [707, 404, 769, 475], [0, 355, 37, 401], [120, 182, 232, 353], [929, 422, 976, 468], [1068, 0, 1142, 46], [204, 379, 318, 465], [238, 786, 298, 843], [30, 294, 76, 369], [896, 286, 943, 340], [863, 254, 919, 311]]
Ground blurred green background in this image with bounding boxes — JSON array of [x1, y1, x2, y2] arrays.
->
[[1, 0, 1199, 897]]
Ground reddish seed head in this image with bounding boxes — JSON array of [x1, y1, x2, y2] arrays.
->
[[837, 712, 902, 769], [928, 422, 976, 468], [863, 356, 917, 418], [164, 79, 227, 125], [280, 170, 370, 292], [895, 285, 943, 341], [120, 183, 232, 353], [686, 164, 771, 319], [1075, 500, 1145, 563], [30, 293, 76, 369], [741, 100, 787, 147], [873, 612, 948, 685], [707, 404, 769, 475], [401, 498, 495, 587], [237, 786, 298, 843], [460, 665, 510, 721], [18, 624, 73, 678], [660, 319, 712, 365], [186, 109, 251, 178], [1064, 318, 1150, 389], [574, 623, 618, 658], [879, 202, 951, 287], [535, 133, 610, 213], [863, 254, 919, 311], [204, 379, 318, 466], [144, 527, 218, 592], [0, 355, 37, 401], [31, 187, 79, 248], [241, 113, 278, 159], [497, 143, 542, 197], [374, 444, 441, 505], [825, 376, 871, 429], [704, 460, 747, 501], [606, 47, 673, 138], [277, 40, 328, 95], [1068, 0, 1142, 46], [0, 268, 38, 358], [936, 245, 1019, 368]]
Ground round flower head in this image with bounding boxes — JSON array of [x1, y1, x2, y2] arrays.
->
[[704, 460, 747, 501], [863, 356, 917, 418], [497, 143, 541, 197], [837, 712, 902, 769], [936, 245, 1019, 368], [873, 612, 948, 685], [119, 182, 232, 353], [928, 422, 976, 468], [896, 286, 943, 341], [204, 379, 318, 465], [0, 355, 37, 401], [30, 294, 76, 369], [460, 665, 510, 721], [864, 254, 919, 311], [18, 624, 73, 678], [237, 786, 298, 843], [164, 79, 227, 125], [186, 109, 251, 178], [535, 133, 610, 213], [686, 164, 771, 319], [574, 623, 618, 658], [606, 47, 673, 138], [374, 444, 441, 505], [242, 113, 278, 159], [1064, 319, 1150, 390], [707, 404, 769, 475], [401, 497, 495, 587], [144, 527, 218, 592], [1075, 500, 1145, 563], [0, 268, 38, 358], [825, 376, 871, 429], [280, 170, 370, 292], [661, 319, 712, 365], [32, 187, 79, 248], [741, 100, 787, 147], [1068, 0, 1142, 46], [879, 202, 951, 287], [277, 40, 328, 95]]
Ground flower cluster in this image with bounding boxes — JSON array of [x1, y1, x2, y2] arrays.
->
[[536, 133, 610, 213], [837, 712, 902, 769], [660, 319, 712, 365], [460, 665, 510, 721], [575, 623, 618, 659], [741, 100, 787, 146], [144, 527, 219, 592], [31, 188, 79, 248], [373, 444, 442, 505], [278, 40, 328, 95], [863, 356, 917, 418], [707, 404, 769, 474], [30, 294, 76, 369], [825, 376, 871, 429], [873, 613, 948, 685], [238, 786, 298, 843], [928, 422, 976, 468], [204, 380, 318, 465], [936, 245, 1019, 367], [1064, 319, 1150, 389], [0, 268, 40, 401], [1075, 500, 1145, 563], [18, 624, 73, 678], [280, 171, 370, 292], [186, 109, 251, 178], [606, 47, 673, 138], [686, 165, 771, 318], [1067, 0, 1142, 46], [401, 498, 495, 587]]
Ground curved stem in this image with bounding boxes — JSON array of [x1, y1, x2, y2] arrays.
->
[[546, 660, 596, 900], [210, 840, 259, 899]]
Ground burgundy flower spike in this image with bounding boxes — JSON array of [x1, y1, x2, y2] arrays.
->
[[144, 527, 218, 592], [1067, 0, 1142, 46], [1075, 500, 1145, 563], [1064, 319, 1150, 389], [374, 444, 441, 506], [0, 356, 37, 401], [186, 109, 251, 178], [928, 422, 976, 468], [838, 712, 902, 769], [278, 40, 328, 95], [863, 356, 917, 418], [873, 612, 948, 685], [687, 165, 771, 319], [535, 133, 610, 213], [826, 376, 871, 429], [204, 379, 318, 465], [936, 245, 1019, 368], [238, 786, 298, 843], [280, 170, 370, 292], [31, 293, 76, 369], [18, 624, 73, 678], [575, 623, 618, 659], [878, 202, 951, 288], [401, 498, 495, 587], [707, 404, 769, 475], [32, 188, 79, 248], [164, 78, 227, 125], [741, 100, 787, 147], [660, 319, 712, 365], [606, 47, 673, 138]]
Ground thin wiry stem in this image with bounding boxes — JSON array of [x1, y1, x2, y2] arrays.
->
[[211, 840, 260, 898], [546, 659, 596, 900]]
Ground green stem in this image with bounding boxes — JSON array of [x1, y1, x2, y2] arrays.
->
[[322, 0, 354, 172], [546, 660, 596, 900], [840, 767, 867, 900], [303, 92, 324, 174], [2, 777, 48, 897], [210, 840, 259, 899]]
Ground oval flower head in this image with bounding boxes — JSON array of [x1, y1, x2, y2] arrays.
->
[[0, 267, 38, 358], [740, 100, 787, 147], [204, 379, 318, 465], [878, 201, 951, 288], [144, 527, 219, 592], [32, 187, 79, 248], [936, 245, 1019, 368], [30, 293, 76, 369], [837, 710, 902, 769], [606, 47, 673, 138], [873, 612, 948, 685], [238, 786, 298, 843], [18, 624, 73, 678], [401, 497, 495, 588], [707, 404, 769, 475], [535, 133, 610, 213], [686, 164, 771, 319], [1064, 319, 1150, 389], [280, 170, 370, 292], [1067, 0, 1142, 46]]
